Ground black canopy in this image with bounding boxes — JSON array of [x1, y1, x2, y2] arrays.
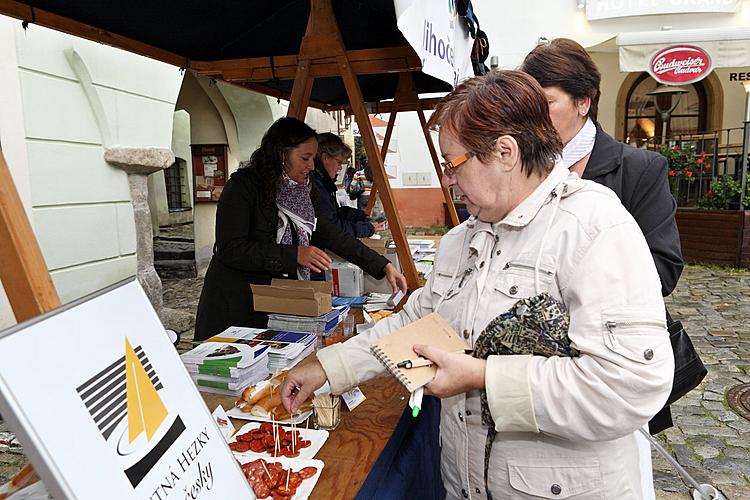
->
[[2, 0, 480, 104]]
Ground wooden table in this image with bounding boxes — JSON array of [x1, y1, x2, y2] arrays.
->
[[201, 375, 407, 499]]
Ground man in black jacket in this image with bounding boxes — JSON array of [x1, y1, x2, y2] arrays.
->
[[312, 133, 384, 238]]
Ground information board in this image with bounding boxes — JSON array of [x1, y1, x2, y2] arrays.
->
[[0, 279, 253, 499]]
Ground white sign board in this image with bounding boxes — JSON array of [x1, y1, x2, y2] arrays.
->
[[0, 279, 253, 500], [394, 0, 475, 87], [587, 0, 739, 20]]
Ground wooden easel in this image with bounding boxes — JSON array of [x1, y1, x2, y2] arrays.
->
[[363, 72, 460, 228], [0, 0, 466, 300], [0, 149, 60, 322], [283, 0, 423, 290]]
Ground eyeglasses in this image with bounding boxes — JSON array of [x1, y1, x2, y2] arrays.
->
[[440, 153, 472, 177]]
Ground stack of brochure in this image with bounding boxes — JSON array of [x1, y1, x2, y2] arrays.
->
[[267, 305, 349, 336], [205, 326, 318, 372], [180, 340, 269, 396]]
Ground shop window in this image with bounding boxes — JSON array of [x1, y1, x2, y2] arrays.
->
[[164, 158, 189, 211], [624, 73, 707, 146]]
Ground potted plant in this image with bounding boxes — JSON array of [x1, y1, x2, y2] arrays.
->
[[698, 175, 750, 210], [658, 145, 750, 268]]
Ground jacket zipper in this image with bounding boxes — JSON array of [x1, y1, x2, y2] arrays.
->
[[503, 261, 553, 275], [605, 319, 665, 346]]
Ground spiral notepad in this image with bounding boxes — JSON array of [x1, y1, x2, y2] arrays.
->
[[370, 312, 469, 393]]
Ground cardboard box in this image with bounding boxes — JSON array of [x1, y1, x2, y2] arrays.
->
[[251, 279, 332, 317], [326, 262, 364, 297], [359, 237, 391, 255], [364, 251, 401, 294]]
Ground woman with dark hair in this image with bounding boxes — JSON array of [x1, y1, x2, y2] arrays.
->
[[522, 38, 684, 499], [194, 118, 406, 341], [282, 71, 673, 499], [312, 132, 383, 238]]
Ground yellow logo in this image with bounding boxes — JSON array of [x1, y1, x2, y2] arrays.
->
[[78, 337, 185, 488], [125, 338, 167, 442]]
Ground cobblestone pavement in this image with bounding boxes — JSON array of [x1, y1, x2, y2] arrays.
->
[[1, 265, 748, 499]]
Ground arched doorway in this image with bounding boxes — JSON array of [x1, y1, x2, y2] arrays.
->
[[623, 72, 707, 146]]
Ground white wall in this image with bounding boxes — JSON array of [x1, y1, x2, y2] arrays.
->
[[0, 17, 183, 325], [591, 51, 628, 136], [172, 109, 194, 205], [473, 0, 750, 70]]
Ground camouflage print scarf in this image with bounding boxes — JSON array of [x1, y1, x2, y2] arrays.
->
[[472, 292, 577, 500]]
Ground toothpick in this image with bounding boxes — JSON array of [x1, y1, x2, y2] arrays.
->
[[285, 468, 290, 491], [272, 414, 278, 457], [305, 415, 309, 439], [261, 460, 272, 481], [291, 415, 296, 453]]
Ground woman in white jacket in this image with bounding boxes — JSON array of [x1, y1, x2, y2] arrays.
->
[[281, 70, 673, 499]]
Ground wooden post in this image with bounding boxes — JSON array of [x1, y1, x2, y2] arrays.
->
[[0, 149, 61, 322], [286, 0, 419, 290], [287, 60, 313, 120], [367, 73, 458, 226], [338, 58, 419, 290], [416, 106, 459, 226], [365, 109, 397, 216]]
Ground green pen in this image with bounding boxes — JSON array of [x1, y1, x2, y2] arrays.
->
[[409, 387, 424, 417]]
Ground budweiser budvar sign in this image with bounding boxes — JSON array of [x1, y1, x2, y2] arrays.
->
[[649, 45, 712, 85]]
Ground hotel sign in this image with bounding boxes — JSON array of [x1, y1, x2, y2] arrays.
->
[[648, 45, 712, 85], [587, 0, 739, 20]]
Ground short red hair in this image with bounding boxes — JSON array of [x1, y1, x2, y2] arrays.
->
[[429, 70, 562, 177]]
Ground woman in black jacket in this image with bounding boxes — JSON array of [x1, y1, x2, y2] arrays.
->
[[194, 118, 406, 341], [311, 132, 382, 238]]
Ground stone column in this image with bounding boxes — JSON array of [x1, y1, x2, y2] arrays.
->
[[104, 147, 175, 311]]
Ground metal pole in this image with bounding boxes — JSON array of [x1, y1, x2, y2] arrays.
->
[[739, 91, 750, 211], [638, 429, 725, 500]]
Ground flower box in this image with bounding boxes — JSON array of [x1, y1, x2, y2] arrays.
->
[[675, 209, 750, 268]]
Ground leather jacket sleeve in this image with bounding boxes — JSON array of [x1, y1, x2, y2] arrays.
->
[[213, 173, 297, 276], [311, 216, 388, 279]]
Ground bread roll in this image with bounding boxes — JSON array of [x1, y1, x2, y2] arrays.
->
[[250, 390, 283, 418], [239, 380, 273, 406]]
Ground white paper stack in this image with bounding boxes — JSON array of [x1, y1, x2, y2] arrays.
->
[[180, 341, 270, 396], [268, 305, 349, 336], [206, 327, 318, 372]]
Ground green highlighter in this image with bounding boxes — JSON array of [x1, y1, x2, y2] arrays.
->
[[409, 387, 424, 417]]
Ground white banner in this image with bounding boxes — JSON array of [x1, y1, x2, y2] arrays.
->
[[394, 0, 475, 88], [587, 0, 739, 20], [0, 280, 253, 500]]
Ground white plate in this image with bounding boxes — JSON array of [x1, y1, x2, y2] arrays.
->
[[237, 456, 324, 500], [227, 406, 313, 425], [228, 421, 328, 460]]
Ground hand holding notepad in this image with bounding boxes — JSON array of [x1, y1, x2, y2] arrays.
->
[[370, 312, 470, 393]]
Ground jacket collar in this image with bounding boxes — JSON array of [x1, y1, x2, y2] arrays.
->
[[313, 158, 337, 194], [465, 161, 571, 234], [583, 123, 622, 180]]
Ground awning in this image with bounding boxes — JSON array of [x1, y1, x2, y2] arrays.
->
[[0, 1, 486, 105], [617, 27, 750, 72]]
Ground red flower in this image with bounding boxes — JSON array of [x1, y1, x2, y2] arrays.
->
[[706, 189, 713, 197], [669, 170, 676, 177], [697, 158, 704, 164], [686, 171, 693, 177], [672, 145, 680, 151]]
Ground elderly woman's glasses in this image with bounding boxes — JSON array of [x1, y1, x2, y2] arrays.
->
[[440, 153, 472, 177]]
